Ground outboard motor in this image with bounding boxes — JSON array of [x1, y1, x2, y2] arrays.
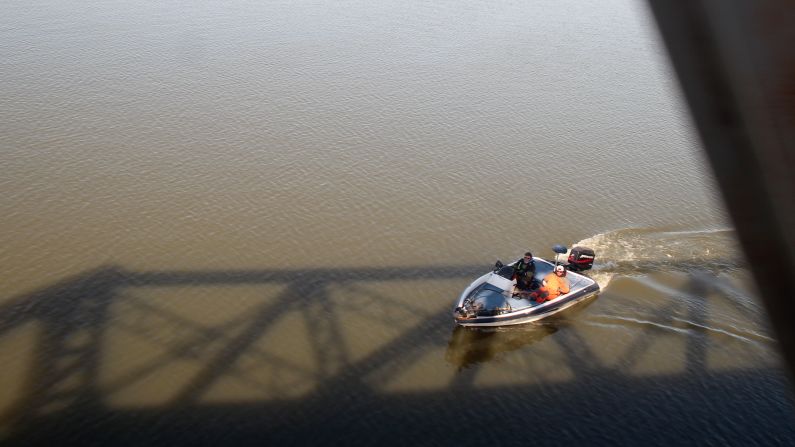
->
[[567, 246, 596, 271]]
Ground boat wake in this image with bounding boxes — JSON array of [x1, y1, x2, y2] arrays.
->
[[573, 227, 742, 290], [585, 314, 774, 346]]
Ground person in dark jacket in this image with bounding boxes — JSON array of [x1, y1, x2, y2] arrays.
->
[[513, 251, 537, 290]]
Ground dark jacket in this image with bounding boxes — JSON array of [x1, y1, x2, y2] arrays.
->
[[513, 258, 536, 280]]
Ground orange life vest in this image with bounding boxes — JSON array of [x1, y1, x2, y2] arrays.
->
[[539, 272, 570, 300]]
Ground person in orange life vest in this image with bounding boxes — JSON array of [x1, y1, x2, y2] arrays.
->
[[533, 264, 570, 303]]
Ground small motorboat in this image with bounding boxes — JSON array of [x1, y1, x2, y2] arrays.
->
[[453, 245, 600, 327]]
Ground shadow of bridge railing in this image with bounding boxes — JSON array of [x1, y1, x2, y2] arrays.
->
[[0, 263, 793, 446], [0, 264, 486, 441]]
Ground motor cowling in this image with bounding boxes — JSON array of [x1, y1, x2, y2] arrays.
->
[[567, 246, 595, 271]]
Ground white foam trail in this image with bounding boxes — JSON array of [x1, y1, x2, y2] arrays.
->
[[585, 271, 615, 291], [571, 227, 741, 290], [586, 314, 774, 345]]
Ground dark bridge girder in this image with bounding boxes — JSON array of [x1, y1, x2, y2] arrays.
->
[[647, 0, 795, 383]]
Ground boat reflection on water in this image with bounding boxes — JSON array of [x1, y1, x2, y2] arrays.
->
[[445, 324, 557, 369], [445, 296, 600, 369]]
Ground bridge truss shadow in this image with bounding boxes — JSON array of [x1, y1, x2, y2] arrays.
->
[[0, 264, 793, 446]]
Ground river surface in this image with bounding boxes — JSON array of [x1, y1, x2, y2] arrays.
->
[[1, 0, 793, 445]]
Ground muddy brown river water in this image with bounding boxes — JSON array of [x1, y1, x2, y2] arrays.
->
[[1, 0, 793, 445]]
